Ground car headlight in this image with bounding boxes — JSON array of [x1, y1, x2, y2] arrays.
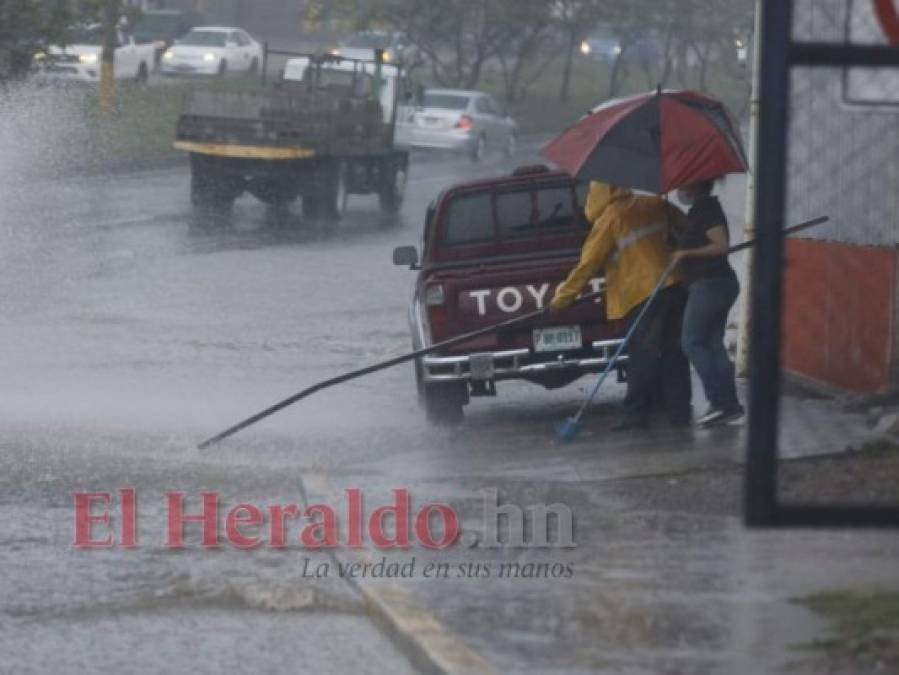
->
[[80, 53, 98, 65], [163, 50, 174, 61], [382, 50, 392, 63], [33, 51, 47, 62], [203, 53, 216, 63]]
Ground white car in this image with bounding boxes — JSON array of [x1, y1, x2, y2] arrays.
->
[[400, 89, 518, 161], [161, 27, 262, 77], [39, 24, 155, 83]]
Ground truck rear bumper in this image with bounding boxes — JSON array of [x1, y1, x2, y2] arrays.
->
[[421, 340, 627, 384]]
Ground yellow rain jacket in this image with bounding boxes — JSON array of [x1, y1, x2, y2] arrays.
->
[[551, 182, 685, 320]]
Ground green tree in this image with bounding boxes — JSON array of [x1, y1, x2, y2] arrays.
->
[[601, 0, 753, 99], [374, 0, 511, 89], [304, 0, 377, 32], [0, 0, 70, 82], [493, 0, 558, 102], [554, 0, 607, 103]]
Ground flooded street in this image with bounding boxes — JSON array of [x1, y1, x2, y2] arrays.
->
[[1, 136, 897, 674], [3, 0, 899, 671], [0, 144, 544, 672]]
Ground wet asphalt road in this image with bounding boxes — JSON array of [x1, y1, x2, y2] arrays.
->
[[2, 140, 898, 674], [0, 141, 562, 673]]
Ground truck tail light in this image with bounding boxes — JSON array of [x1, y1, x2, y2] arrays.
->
[[424, 284, 445, 306], [424, 284, 448, 335], [455, 115, 473, 131], [428, 305, 448, 333]]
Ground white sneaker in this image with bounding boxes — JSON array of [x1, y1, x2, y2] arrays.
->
[[698, 406, 744, 427]]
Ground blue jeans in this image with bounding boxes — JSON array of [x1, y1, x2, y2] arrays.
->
[[682, 274, 741, 412]]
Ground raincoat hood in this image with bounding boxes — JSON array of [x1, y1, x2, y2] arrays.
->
[[584, 182, 633, 224], [552, 185, 684, 320]]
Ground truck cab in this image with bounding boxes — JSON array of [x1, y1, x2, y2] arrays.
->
[[283, 57, 413, 121], [394, 166, 629, 424]]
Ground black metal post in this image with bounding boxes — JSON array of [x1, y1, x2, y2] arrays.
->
[[745, 0, 794, 526]]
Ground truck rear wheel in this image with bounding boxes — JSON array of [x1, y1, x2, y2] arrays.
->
[[190, 155, 240, 211], [424, 383, 466, 426], [314, 161, 347, 223], [415, 360, 466, 426], [379, 166, 406, 214]]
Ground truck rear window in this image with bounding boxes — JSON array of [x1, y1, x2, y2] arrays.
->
[[496, 191, 534, 236], [444, 194, 494, 244], [442, 185, 587, 245]]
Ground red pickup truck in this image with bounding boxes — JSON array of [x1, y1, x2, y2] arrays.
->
[[393, 165, 630, 425]]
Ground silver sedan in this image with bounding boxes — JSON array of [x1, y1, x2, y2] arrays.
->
[[398, 89, 519, 161]]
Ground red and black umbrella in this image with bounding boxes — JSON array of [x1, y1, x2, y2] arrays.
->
[[541, 89, 748, 194]]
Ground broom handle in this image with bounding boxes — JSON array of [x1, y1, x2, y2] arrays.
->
[[197, 215, 828, 449]]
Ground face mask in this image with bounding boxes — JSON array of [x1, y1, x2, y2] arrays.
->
[[677, 189, 694, 206]]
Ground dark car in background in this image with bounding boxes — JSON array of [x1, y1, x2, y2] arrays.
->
[[132, 9, 204, 65], [580, 28, 660, 66]]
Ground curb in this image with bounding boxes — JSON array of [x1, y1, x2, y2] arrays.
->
[[299, 474, 496, 675], [355, 579, 497, 675]]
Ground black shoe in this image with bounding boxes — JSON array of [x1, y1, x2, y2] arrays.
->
[[610, 417, 649, 432], [698, 406, 744, 427]]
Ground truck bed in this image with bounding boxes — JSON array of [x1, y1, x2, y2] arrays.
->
[[175, 88, 390, 157]]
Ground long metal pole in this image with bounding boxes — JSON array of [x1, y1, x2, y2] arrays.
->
[[197, 216, 826, 450], [736, 0, 763, 377]]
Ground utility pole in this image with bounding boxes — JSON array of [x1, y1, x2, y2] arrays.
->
[[99, 0, 120, 115], [735, 0, 762, 377]]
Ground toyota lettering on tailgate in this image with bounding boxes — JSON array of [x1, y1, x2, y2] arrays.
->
[[461, 278, 606, 317]]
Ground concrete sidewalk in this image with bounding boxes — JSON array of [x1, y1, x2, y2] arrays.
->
[[303, 383, 899, 674]]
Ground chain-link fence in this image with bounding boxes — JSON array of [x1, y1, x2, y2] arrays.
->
[[747, 0, 899, 525]]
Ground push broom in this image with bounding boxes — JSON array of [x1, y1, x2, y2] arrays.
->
[[198, 216, 828, 450]]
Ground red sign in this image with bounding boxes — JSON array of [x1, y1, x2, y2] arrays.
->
[[874, 0, 899, 44]]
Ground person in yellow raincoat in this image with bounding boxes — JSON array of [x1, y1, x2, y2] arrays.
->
[[550, 181, 692, 430]]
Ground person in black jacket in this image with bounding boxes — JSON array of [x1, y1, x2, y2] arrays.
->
[[671, 179, 744, 427]]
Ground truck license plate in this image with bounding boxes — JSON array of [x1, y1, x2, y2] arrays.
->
[[533, 325, 582, 352]]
